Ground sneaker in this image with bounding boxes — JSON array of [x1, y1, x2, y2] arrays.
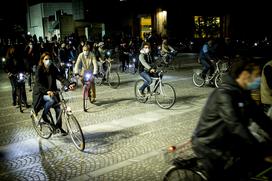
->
[[90, 98, 96, 103], [138, 89, 145, 97]]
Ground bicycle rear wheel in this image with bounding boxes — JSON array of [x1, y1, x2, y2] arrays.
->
[[108, 71, 120, 89], [192, 71, 205, 87], [134, 79, 148, 103], [65, 114, 85, 151], [163, 166, 205, 181], [31, 110, 52, 139], [155, 83, 176, 109]]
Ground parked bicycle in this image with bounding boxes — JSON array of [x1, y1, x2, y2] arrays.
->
[[134, 70, 176, 109], [163, 143, 272, 181], [30, 86, 85, 151], [192, 59, 229, 88], [95, 50, 120, 89]]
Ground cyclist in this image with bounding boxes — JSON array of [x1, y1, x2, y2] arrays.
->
[[192, 59, 272, 180], [95, 42, 107, 79], [199, 38, 216, 79], [138, 42, 157, 97], [74, 44, 98, 103], [4, 45, 30, 107], [161, 38, 176, 65], [32, 52, 75, 136]]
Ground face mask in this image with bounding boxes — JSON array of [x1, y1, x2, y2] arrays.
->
[[246, 76, 261, 90], [83, 51, 89, 56], [44, 59, 52, 67], [143, 48, 150, 54]]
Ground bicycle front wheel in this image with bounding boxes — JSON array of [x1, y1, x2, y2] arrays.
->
[[108, 71, 120, 89], [192, 72, 205, 87], [83, 84, 89, 112], [31, 111, 52, 139], [214, 73, 223, 88], [66, 114, 85, 151], [95, 73, 103, 86], [163, 166, 205, 181], [155, 83, 176, 109]]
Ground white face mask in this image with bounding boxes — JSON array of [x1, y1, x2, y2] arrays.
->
[[83, 51, 89, 56], [44, 59, 52, 67]]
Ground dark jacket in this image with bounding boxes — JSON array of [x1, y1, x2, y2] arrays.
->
[[192, 74, 272, 159], [138, 50, 155, 73], [32, 64, 70, 113]]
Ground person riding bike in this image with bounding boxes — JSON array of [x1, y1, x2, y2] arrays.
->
[[4, 45, 30, 107], [138, 42, 157, 97], [95, 42, 108, 80], [161, 38, 176, 65], [199, 38, 216, 79], [74, 44, 98, 103], [32, 52, 75, 136], [192, 59, 272, 181]]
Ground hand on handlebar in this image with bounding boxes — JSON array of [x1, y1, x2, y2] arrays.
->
[[150, 68, 156, 73], [47, 91, 54, 97], [69, 82, 76, 90]]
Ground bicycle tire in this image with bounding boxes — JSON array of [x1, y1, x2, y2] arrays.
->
[[192, 72, 205, 87], [65, 114, 85, 151], [214, 73, 223, 88], [108, 71, 120, 89], [155, 83, 176, 109], [95, 73, 103, 86], [163, 166, 206, 181], [134, 79, 148, 103], [31, 111, 53, 139], [83, 84, 89, 112]]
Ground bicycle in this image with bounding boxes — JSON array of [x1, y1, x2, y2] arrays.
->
[[15, 72, 30, 113], [30, 86, 85, 151], [192, 59, 229, 88], [134, 70, 176, 109], [163, 144, 272, 181], [78, 70, 94, 112], [95, 57, 120, 89]]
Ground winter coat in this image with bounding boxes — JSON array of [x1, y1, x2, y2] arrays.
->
[[32, 64, 70, 113]]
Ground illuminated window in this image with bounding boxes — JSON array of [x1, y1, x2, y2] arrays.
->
[[194, 16, 221, 38]]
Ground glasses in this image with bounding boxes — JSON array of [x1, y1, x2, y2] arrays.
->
[[144, 47, 149, 49]]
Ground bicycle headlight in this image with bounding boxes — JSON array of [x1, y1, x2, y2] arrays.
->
[[66, 63, 72, 67], [19, 73, 24, 80], [84, 73, 92, 80], [133, 58, 136, 62], [2, 57, 5, 62], [106, 51, 111, 56]]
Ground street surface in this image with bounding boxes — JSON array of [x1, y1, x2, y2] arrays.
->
[[0, 53, 214, 181]]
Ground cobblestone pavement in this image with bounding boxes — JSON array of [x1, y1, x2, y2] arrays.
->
[[0, 54, 214, 181]]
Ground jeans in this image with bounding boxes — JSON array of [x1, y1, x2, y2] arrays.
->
[[200, 58, 214, 77], [139, 71, 152, 93], [43, 95, 62, 128]]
